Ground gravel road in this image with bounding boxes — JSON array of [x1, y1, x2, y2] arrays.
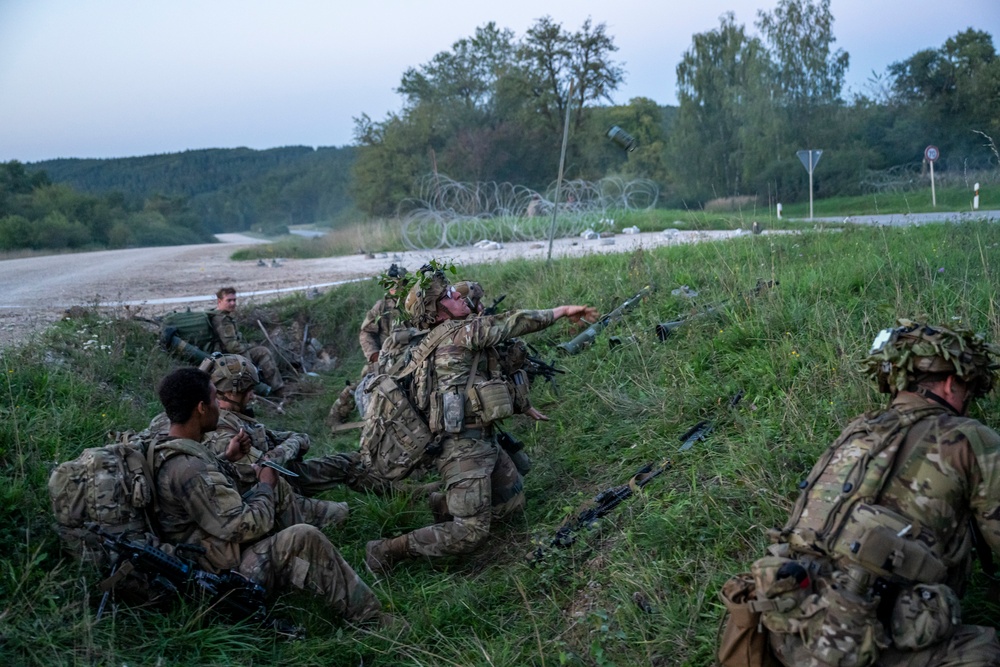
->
[[0, 228, 755, 349]]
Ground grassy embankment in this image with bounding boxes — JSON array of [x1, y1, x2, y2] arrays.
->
[[3, 219, 1000, 666]]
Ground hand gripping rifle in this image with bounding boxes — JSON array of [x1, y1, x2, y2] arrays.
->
[[558, 284, 655, 355], [530, 460, 671, 562], [91, 525, 303, 638]]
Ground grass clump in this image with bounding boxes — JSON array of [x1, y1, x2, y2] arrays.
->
[[2, 220, 1000, 665]]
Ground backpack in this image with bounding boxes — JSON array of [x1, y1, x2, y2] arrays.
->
[[359, 320, 463, 482], [742, 402, 954, 667], [160, 309, 220, 354], [47, 433, 201, 570]]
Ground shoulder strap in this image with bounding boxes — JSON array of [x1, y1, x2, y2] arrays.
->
[[465, 351, 483, 395]]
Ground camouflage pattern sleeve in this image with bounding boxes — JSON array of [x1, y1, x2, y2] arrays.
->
[[261, 428, 308, 466], [204, 410, 269, 463], [359, 299, 386, 360], [453, 309, 556, 351], [958, 420, 1000, 556], [155, 448, 275, 570], [210, 311, 246, 354], [881, 410, 1000, 571]]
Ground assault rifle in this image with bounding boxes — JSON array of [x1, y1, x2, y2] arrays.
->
[[558, 284, 655, 355], [91, 525, 303, 638], [656, 279, 776, 341], [483, 294, 507, 316], [524, 342, 564, 389], [530, 459, 671, 561]]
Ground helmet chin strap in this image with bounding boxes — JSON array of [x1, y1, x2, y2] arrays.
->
[[915, 386, 960, 415]]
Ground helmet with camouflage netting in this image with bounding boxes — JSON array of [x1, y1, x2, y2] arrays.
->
[[199, 354, 260, 394], [863, 318, 1000, 397], [403, 261, 454, 329]]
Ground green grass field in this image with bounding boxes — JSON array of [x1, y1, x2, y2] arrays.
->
[[3, 219, 1000, 666]]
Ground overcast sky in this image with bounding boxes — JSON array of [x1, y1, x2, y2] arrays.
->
[[1, 0, 996, 162]]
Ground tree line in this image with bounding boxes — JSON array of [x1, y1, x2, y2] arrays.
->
[[9, 0, 999, 252], [0, 161, 212, 251], [353, 1, 999, 213]]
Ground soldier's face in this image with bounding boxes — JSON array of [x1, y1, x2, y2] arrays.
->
[[201, 384, 222, 432], [217, 294, 237, 312], [437, 287, 471, 320]]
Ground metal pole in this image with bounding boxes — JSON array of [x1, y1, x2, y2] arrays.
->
[[930, 160, 936, 207], [547, 81, 575, 262], [809, 152, 815, 220]]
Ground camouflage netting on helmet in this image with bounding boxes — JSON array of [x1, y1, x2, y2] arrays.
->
[[863, 318, 1000, 397], [404, 268, 451, 330], [199, 354, 260, 393]]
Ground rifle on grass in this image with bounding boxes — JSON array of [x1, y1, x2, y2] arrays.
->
[[529, 459, 671, 562], [558, 284, 655, 355], [91, 524, 303, 638], [678, 390, 745, 451], [655, 279, 777, 341]]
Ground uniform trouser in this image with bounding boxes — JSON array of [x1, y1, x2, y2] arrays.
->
[[238, 524, 380, 623], [405, 431, 524, 558], [247, 345, 284, 393], [770, 623, 1000, 667], [286, 451, 391, 495]]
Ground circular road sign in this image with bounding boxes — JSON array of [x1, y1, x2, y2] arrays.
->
[[925, 145, 940, 162]]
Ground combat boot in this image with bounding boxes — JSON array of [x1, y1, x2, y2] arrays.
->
[[428, 491, 453, 524], [365, 535, 410, 575]]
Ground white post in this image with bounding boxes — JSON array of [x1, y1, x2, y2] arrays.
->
[[930, 160, 936, 207], [808, 152, 815, 220], [776, 203, 783, 220], [974, 182, 980, 210]]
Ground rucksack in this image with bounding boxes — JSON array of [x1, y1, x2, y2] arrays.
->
[[160, 309, 220, 354], [743, 402, 955, 667], [47, 433, 201, 569], [359, 320, 463, 482]]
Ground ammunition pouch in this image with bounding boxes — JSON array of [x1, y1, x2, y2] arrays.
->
[[467, 377, 514, 425], [510, 369, 530, 412], [832, 503, 946, 584]]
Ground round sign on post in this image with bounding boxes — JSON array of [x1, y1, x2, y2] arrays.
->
[[925, 145, 940, 162]]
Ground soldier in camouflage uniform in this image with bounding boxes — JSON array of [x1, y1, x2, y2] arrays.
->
[[740, 320, 1000, 667], [211, 287, 285, 397], [199, 354, 389, 496], [328, 265, 408, 425], [365, 265, 597, 573], [149, 367, 381, 624]]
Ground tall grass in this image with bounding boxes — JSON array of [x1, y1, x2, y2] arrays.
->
[[2, 221, 1000, 665]]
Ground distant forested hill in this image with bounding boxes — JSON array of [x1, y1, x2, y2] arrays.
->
[[29, 145, 357, 233]]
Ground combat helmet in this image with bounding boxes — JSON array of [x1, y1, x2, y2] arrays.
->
[[404, 263, 452, 329], [199, 354, 260, 394], [864, 318, 1000, 397]]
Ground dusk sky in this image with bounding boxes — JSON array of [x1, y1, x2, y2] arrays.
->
[[1, 0, 997, 162]]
